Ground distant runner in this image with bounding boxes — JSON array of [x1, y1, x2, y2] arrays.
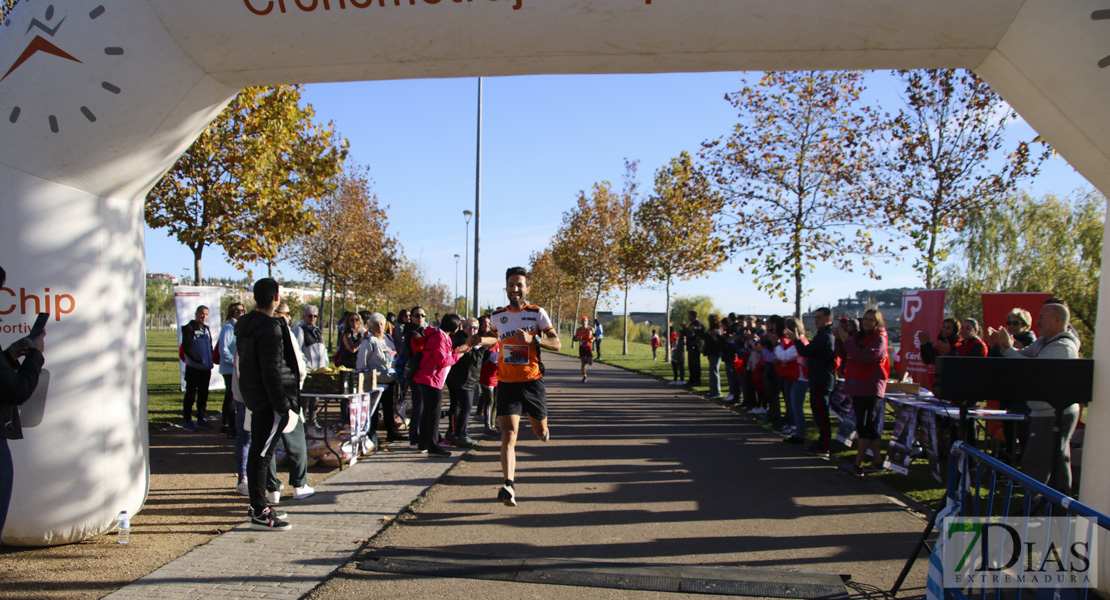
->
[[478, 267, 560, 507], [575, 316, 594, 383]]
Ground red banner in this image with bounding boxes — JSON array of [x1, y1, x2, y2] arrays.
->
[[981, 292, 1053, 337], [899, 289, 946, 391]]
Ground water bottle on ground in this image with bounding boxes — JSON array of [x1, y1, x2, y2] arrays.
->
[[117, 511, 130, 544]]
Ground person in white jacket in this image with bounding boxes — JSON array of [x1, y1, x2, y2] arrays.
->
[[988, 301, 1081, 495], [293, 305, 329, 372], [356, 313, 403, 442]]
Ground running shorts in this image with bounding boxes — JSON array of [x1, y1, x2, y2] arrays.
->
[[497, 379, 547, 420]]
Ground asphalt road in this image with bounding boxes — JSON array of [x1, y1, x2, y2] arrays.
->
[[307, 352, 930, 600]]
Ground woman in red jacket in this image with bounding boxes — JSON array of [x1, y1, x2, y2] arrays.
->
[[835, 309, 890, 477]]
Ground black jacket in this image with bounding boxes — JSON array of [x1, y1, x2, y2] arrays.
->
[[685, 320, 705, 353], [446, 330, 483, 391], [794, 325, 836, 392], [235, 310, 300, 414], [1, 348, 43, 440]]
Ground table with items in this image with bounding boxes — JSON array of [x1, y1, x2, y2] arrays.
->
[[300, 388, 382, 470], [882, 391, 1025, 480]]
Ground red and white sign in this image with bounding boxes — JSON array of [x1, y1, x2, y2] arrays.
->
[[981, 292, 1053, 338], [899, 289, 946, 391]]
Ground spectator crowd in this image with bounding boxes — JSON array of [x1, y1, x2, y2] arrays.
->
[[661, 300, 1082, 495]]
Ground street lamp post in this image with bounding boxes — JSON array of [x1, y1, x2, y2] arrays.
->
[[463, 209, 473, 316], [453, 254, 460, 314]]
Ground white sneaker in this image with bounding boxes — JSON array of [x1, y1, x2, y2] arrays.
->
[[266, 489, 281, 504], [234, 480, 249, 496], [723, 394, 734, 402], [293, 485, 315, 500], [750, 407, 767, 415], [498, 484, 517, 507]]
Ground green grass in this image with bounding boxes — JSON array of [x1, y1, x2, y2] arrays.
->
[[556, 339, 947, 507], [147, 329, 196, 430]]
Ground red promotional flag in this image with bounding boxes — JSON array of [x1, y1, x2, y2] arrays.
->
[[981, 292, 1053, 337], [899, 289, 946, 391]]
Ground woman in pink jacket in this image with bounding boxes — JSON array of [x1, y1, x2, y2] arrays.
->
[[412, 314, 479, 457], [835, 309, 890, 477]]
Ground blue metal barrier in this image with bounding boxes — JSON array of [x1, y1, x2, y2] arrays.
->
[[942, 441, 1110, 600]]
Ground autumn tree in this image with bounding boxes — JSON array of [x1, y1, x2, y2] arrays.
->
[[551, 181, 626, 322], [146, 86, 346, 282], [614, 159, 650, 355], [881, 69, 1048, 288], [377, 257, 453, 318], [292, 167, 398, 346], [528, 247, 578, 333], [940, 190, 1102, 357], [632, 152, 728, 360], [701, 71, 888, 317]]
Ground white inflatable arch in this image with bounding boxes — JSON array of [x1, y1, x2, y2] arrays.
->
[[2, 0, 1109, 565]]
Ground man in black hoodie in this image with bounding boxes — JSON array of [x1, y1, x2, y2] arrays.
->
[[236, 278, 299, 531]]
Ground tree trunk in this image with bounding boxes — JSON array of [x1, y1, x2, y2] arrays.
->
[[192, 245, 204, 285], [555, 292, 563, 337], [317, 268, 331, 351], [794, 269, 803, 319], [622, 279, 630, 355], [664, 276, 672, 363]]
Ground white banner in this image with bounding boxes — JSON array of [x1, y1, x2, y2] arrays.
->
[[174, 286, 225, 391]]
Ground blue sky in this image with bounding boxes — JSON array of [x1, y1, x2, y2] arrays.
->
[[143, 71, 1093, 315]]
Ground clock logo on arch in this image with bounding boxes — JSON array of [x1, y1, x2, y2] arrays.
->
[[1, 3, 123, 133]]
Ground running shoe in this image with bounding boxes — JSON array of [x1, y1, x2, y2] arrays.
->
[[427, 447, 452, 458], [293, 485, 315, 500], [806, 446, 830, 458], [837, 464, 865, 478], [234, 480, 249, 496], [784, 436, 806, 445], [498, 484, 517, 507], [862, 463, 886, 474], [249, 507, 291, 531], [182, 420, 198, 432], [749, 407, 767, 415]]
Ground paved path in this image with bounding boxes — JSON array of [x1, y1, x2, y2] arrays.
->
[[109, 353, 931, 599], [104, 436, 463, 599]]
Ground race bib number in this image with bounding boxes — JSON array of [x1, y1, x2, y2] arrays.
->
[[502, 344, 530, 365]]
